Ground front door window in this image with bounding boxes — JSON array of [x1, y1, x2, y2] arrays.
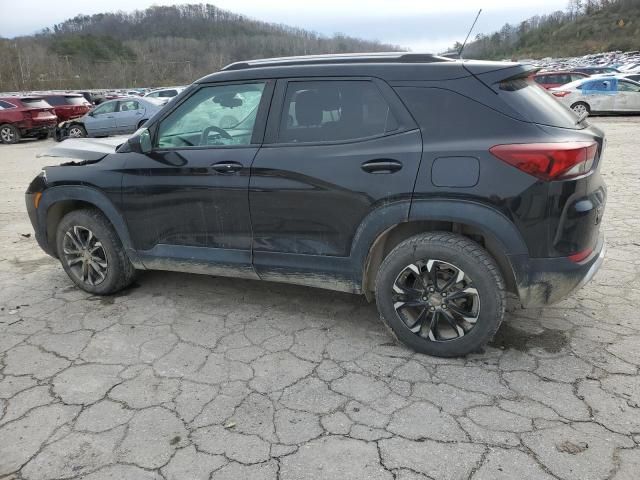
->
[[157, 83, 266, 148]]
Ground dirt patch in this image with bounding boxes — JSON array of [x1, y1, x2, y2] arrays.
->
[[491, 323, 568, 353]]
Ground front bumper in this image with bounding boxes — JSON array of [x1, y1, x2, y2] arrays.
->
[[513, 232, 606, 307]]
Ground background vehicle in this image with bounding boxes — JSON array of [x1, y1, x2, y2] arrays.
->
[[56, 97, 164, 139], [27, 54, 606, 357], [0, 96, 57, 144], [572, 66, 620, 75], [533, 71, 588, 89], [144, 87, 185, 101], [42, 94, 92, 122], [551, 76, 640, 115]]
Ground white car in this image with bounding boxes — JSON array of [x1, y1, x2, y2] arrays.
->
[[550, 76, 640, 116], [144, 87, 185, 99]]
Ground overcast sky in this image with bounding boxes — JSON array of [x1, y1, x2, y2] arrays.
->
[[0, 0, 568, 52]]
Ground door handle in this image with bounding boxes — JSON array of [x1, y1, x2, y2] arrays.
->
[[211, 161, 243, 174], [361, 159, 403, 174]]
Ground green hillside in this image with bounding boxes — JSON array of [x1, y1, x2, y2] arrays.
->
[[0, 4, 401, 91], [461, 0, 640, 59]]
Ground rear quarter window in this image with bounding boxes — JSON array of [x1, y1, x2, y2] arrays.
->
[[498, 78, 581, 129], [0, 100, 17, 109]]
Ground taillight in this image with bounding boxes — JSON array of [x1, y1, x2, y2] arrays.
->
[[568, 247, 593, 263], [552, 91, 571, 97], [489, 142, 598, 181]]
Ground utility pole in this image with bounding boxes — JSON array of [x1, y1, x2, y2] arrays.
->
[[15, 43, 25, 90]]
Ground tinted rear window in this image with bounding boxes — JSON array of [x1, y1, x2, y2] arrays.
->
[[20, 98, 51, 109], [498, 78, 582, 129], [44, 96, 65, 106], [65, 96, 87, 105]]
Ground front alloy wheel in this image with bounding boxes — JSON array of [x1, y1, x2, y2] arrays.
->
[[393, 259, 480, 341], [56, 209, 136, 295], [62, 226, 108, 286], [68, 125, 86, 138]]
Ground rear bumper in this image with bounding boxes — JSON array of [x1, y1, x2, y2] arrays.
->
[[513, 232, 606, 307]]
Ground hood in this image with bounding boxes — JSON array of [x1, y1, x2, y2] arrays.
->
[[38, 136, 129, 161]]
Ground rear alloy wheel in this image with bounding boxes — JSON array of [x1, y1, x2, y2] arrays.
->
[[375, 232, 505, 357], [571, 102, 590, 117], [0, 124, 20, 144], [68, 125, 87, 138]]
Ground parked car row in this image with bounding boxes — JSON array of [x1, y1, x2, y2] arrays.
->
[[532, 64, 640, 116], [0, 95, 79, 144], [55, 97, 165, 140], [0, 87, 184, 143]]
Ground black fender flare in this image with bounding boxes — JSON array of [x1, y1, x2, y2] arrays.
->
[[349, 198, 529, 289], [37, 185, 142, 267]]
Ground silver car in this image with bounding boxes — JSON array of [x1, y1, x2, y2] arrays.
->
[[550, 76, 640, 116], [58, 97, 165, 139]]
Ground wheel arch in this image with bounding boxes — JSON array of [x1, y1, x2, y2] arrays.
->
[[354, 199, 529, 299], [38, 186, 142, 267]]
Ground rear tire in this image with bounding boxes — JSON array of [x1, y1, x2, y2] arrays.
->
[[0, 124, 20, 144], [374, 232, 506, 357], [56, 209, 136, 295], [570, 101, 590, 117]]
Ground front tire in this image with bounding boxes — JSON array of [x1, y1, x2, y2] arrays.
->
[[0, 124, 20, 144], [374, 232, 505, 357], [570, 101, 590, 117], [68, 124, 87, 138], [56, 209, 136, 295]]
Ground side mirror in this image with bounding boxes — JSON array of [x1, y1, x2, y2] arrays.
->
[[127, 128, 152, 154]]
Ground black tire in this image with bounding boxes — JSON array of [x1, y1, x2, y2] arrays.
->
[[0, 124, 20, 144], [374, 232, 505, 357], [56, 209, 136, 295], [67, 124, 87, 138], [570, 101, 590, 117]]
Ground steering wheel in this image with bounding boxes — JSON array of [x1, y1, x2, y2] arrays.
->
[[201, 125, 233, 145]]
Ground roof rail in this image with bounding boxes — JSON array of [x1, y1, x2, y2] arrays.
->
[[222, 52, 450, 71]]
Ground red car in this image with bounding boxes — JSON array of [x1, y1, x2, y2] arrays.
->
[[0, 97, 57, 144], [533, 71, 589, 89], [42, 94, 92, 122]]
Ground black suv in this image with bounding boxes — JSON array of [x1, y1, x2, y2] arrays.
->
[[26, 53, 606, 357]]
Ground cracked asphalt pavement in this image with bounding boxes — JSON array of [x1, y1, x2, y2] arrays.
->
[[1, 117, 639, 480]]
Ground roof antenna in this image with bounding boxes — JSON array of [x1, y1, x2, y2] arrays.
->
[[459, 8, 482, 59]]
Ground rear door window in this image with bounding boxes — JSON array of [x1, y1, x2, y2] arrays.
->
[[0, 100, 17, 109], [119, 100, 140, 112], [278, 80, 398, 143]]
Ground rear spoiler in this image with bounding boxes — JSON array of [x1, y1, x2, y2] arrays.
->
[[463, 63, 540, 92]]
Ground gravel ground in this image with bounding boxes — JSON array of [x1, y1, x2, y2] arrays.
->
[[1, 118, 639, 480]]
